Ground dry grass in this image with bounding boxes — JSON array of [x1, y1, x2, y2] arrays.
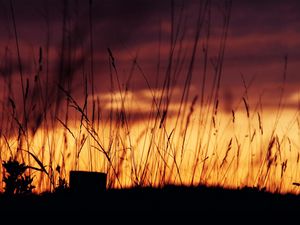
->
[[0, 0, 299, 195]]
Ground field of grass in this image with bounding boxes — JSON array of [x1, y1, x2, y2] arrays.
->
[[1, 185, 300, 224], [0, 0, 300, 197]]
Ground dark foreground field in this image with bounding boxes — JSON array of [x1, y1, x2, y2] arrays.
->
[[1, 185, 300, 225]]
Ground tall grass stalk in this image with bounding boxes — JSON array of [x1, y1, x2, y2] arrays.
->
[[0, 0, 298, 194]]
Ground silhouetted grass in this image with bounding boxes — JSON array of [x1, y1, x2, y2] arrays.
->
[[1, 185, 300, 224], [0, 0, 299, 197]]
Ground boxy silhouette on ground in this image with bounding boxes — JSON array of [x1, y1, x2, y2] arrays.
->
[[69, 171, 107, 193]]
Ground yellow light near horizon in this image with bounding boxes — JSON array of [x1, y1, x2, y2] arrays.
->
[[2, 91, 300, 194]]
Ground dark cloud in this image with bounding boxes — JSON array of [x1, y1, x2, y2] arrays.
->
[[0, 0, 300, 113], [230, 0, 300, 36]]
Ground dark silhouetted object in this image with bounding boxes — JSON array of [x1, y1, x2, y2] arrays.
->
[[69, 171, 107, 193]]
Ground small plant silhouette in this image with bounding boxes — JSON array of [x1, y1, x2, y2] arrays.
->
[[54, 165, 68, 193], [2, 158, 35, 195]]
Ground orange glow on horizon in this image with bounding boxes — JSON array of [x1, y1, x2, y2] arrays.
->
[[2, 99, 300, 194]]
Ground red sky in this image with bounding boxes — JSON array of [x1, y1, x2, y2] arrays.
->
[[1, 0, 300, 192], [0, 0, 300, 115]]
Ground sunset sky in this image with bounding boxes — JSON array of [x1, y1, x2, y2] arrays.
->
[[1, 0, 300, 193], [0, 0, 299, 112]]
